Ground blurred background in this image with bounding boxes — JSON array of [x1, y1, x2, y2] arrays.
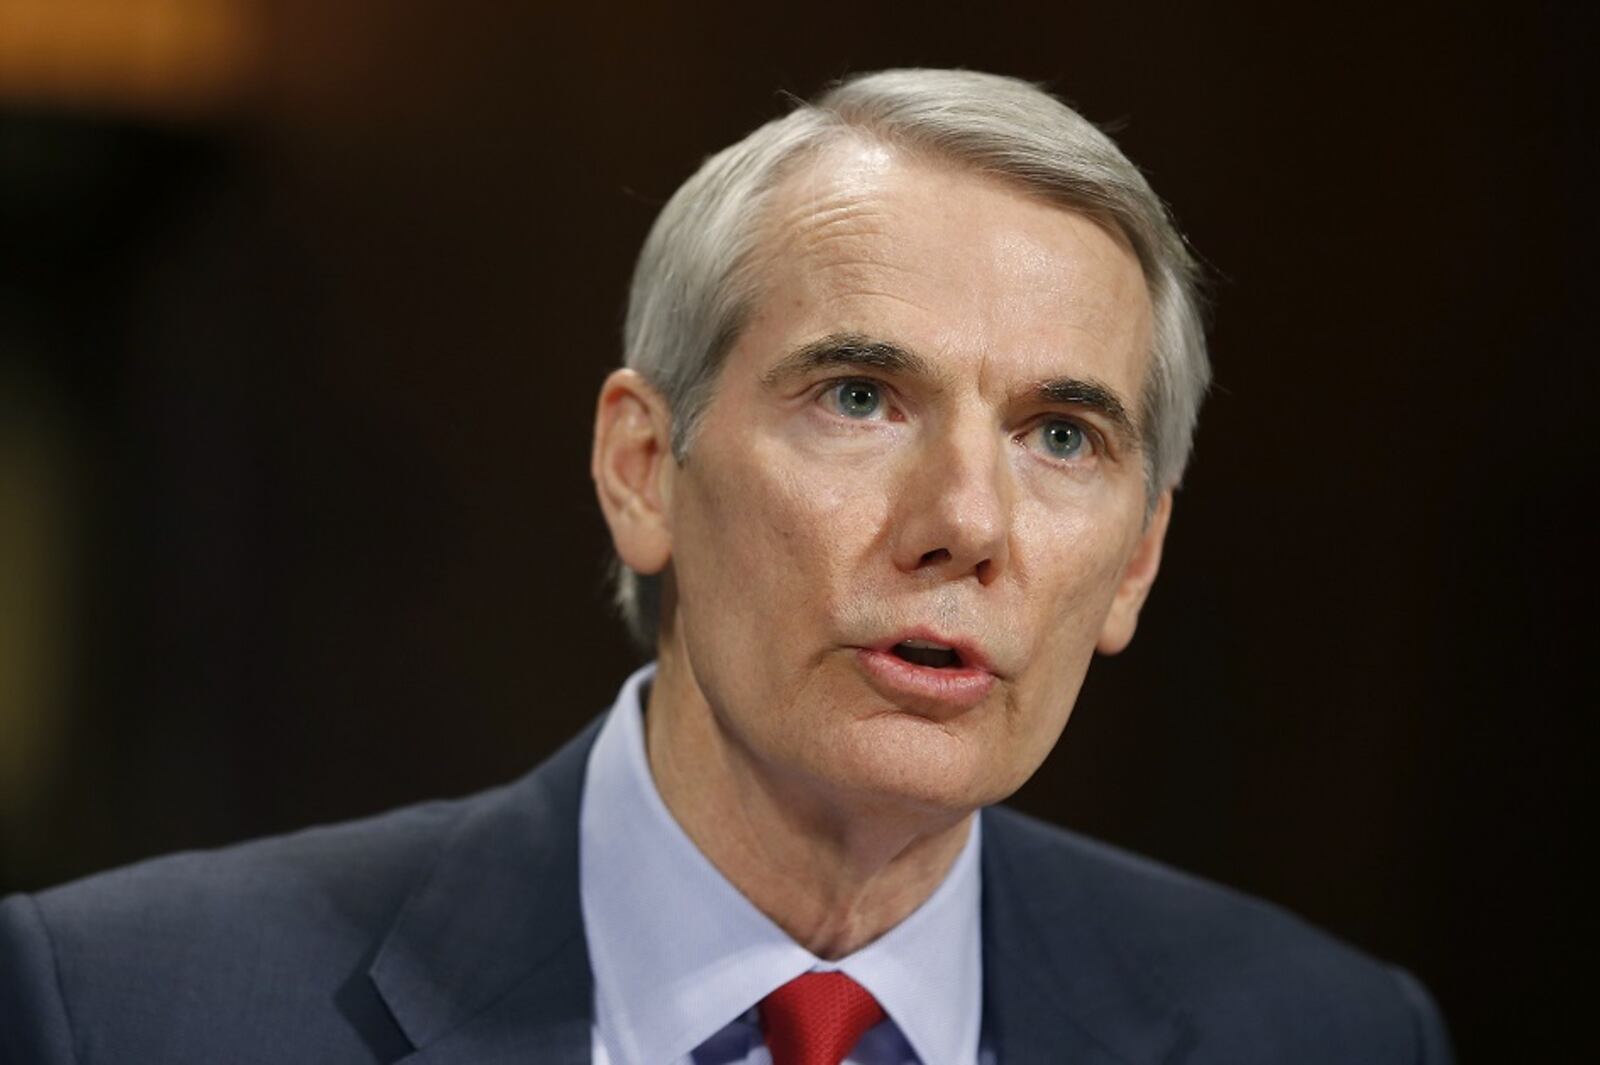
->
[[0, 0, 1592, 1058]]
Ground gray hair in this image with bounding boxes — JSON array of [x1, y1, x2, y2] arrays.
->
[[613, 68, 1210, 649]]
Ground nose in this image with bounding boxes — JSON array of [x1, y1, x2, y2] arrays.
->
[[889, 419, 1011, 586]]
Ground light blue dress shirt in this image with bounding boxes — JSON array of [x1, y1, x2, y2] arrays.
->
[[579, 664, 984, 1065]]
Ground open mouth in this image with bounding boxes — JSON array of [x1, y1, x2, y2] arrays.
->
[[856, 637, 995, 712], [889, 639, 963, 669]]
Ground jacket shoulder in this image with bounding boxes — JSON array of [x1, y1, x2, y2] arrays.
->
[[0, 793, 475, 1064], [33, 793, 466, 928], [982, 805, 1453, 1063]]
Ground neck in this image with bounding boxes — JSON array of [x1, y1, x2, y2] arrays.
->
[[644, 648, 973, 960]]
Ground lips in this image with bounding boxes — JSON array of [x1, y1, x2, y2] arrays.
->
[[853, 631, 998, 714]]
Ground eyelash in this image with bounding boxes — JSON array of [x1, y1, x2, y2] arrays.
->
[[813, 376, 1104, 464]]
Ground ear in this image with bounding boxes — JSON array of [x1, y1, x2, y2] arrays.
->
[[1096, 489, 1173, 655], [591, 369, 676, 576]]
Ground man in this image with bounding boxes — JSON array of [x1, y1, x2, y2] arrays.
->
[[1, 69, 1451, 1064]]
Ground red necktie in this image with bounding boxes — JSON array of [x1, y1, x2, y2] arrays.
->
[[760, 971, 887, 1065]]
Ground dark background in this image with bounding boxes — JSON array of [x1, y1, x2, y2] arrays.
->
[[1, 1, 1592, 1059]]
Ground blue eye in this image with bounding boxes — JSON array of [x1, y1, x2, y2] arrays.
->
[[831, 380, 883, 419], [1039, 420, 1088, 459]]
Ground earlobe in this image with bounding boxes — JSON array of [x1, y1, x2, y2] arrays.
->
[[1096, 490, 1173, 655], [591, 369, 675, 576]]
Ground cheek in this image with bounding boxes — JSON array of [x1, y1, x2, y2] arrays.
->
[[994, 506, 1140, 779], [673, 435, 891, 653], [1011, 499, 1140, 654], [766, 442, 894, 573]]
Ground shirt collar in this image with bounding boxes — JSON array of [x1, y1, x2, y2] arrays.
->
[[579, 663, 984, 1065]]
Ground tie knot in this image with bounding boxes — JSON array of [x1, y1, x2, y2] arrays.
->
[[760, 971, 886, 1065]]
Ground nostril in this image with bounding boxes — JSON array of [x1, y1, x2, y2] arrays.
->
[[918, 548, 952, 566]]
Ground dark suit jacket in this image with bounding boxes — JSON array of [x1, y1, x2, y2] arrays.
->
[[1, 717, 1452, 1064]]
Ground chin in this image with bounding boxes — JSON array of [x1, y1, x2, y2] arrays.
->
[[817, 711, 1022, 817]]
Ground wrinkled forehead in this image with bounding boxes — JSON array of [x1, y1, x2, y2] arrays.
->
[[758, 132, 1146, 265], [741, 137, 1155, 400]]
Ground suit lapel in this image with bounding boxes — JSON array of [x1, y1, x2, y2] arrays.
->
[[371, 718, 605, 1065], [980, 807, 1193, 1065]]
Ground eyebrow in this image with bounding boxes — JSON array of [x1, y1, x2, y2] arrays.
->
[[762, 331, 1141, 450], [760, 332, 933, 387]]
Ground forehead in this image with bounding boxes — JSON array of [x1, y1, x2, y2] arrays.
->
[[741, 138, 1154, 399]]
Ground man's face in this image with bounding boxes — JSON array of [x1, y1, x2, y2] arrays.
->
[[659, 139, 1166, 814]]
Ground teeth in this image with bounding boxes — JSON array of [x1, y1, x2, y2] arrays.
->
[[899, 638, 952, 651]]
